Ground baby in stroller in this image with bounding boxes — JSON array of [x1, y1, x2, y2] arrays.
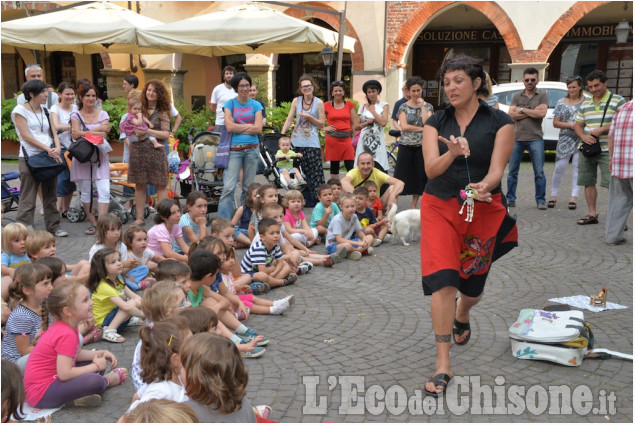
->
[[275, 136, 307, 190]]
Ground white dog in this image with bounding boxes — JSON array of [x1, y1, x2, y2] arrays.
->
[[387, 204, 420, 246]]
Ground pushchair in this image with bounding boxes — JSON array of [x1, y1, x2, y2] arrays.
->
[[259, 126, 305, 190], [1, 172, 20, 219], [187, 129, 224, 215]]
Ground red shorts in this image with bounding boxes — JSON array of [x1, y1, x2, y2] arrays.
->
[[420, 192, 517, 297]]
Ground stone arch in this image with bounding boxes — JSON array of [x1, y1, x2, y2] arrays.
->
[[534, 1, 609, 63], [282, 2, 364, 71], [387, 1, 523, 69]]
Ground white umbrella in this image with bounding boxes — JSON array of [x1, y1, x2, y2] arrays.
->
[[0, 1, 166, 54], [137, 3, 356, 56]]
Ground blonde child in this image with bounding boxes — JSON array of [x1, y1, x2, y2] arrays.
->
[[179, 306, 219, 334], [127, 317, 192, 415], [210, 218, 252, 293], [2, 359, 25, 422], [24, 282, 127, 408], [231, 182, 261, 248], [222, 246, 293, 317], [1, 264, 53, 371], [131, 280, 189, 392], [175, 191, 208, 253], [353, 186, 389, 246], [124, 225, 165, 273], [123, 399, 198, 423], [147, 199, 189, 263], [275, 136, 306, 189], [26, 230, 90, 285], [181, 333, 259, 422], [310, 183, 341, 237], [283, 190, 319, 247], [1, 223, 30, 311], [247, 184, 280, 240], [328, 178, 343, 204], [188, 249, 267, 359], [326, 192, 375, 260], [119, 96, 163, 149], [89, 248, 144, 343]]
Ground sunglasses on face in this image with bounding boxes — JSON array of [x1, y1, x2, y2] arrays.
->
[[524, 78, 537, 83], [301, 85, 313, 89]]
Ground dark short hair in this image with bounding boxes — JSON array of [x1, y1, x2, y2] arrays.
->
[[353, 186, 369, 197], [56, 82, 74, 95], [438, 55, 486, 94], [258, 217, 279, 235], [124, 75, 139, 88], [21, 80, 48, 101], [188, 250, 221, 281], [405, 76, 425, 90], [327, 178, 342, 187], [362, 79, 382, 94], [523, 67, 539, 76], [222, 66, 236, 76], [586, 70, 608, 83], [76, 83, 99, 110], [230, 72, 252, 91], [317, 183, 332, 197]]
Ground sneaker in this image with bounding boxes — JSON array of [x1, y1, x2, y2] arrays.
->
[[282, 273, 298, 286], [296, 261, 313, 275], [270, 299, 290, 315], [54, 229, 69, 237], [239, 327, 269, 346], [507, 200, 516, 207], [537, 201, 548, 210], [253, 405, 272, 420], [282, 294, 295, 305], [372, 238, 381, 247], [383, 233, 393, 243], [361, 247, 374, 256], [346, 251, 362, 260], [241, 346, 266, 359], [69, 394, 102, 407], [330, 246, 347, 264]]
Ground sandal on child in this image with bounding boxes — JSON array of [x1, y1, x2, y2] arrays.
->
[[85, 225, 96, 235], [282, 273, 298, 286], [102, 328, 125, 343], [82, 327, 102, 345], [249, 281, 270, 295], [128, 317, 144, 326], [106, 368, 128, 387]]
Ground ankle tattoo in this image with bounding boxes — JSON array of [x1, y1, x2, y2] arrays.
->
[[435, 334, 451, 343]]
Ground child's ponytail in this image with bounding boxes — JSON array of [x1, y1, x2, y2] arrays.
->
[[8, 263, 52, 308], [139, 316, 189, 384], [41, 281, 82, 331]]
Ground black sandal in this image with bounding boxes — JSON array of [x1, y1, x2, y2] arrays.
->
[[547, 200, 557, 208], [568, 202, 577, 210], [577, 214, 598, 225], [424, 373, 453, 398], [452, 319, 471, 345]]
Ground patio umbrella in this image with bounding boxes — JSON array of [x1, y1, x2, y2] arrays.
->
[[0, 1, 166, 54], [137, 3, 356, 56]]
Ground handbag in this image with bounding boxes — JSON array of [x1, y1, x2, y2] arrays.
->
[[22, 109, 65, 182], [214, 99, 233, 169], [351, 131, 360, 149], [68, 112, 99, 164], [579, 93, 612, 158]]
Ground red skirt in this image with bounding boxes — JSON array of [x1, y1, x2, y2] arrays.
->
[[325, 136, 355, 161], [420, 192, 518, 297]]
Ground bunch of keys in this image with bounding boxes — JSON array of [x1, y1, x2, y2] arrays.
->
[[459, 186, 478, 222]]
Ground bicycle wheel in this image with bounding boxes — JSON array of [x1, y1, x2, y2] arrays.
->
[[387, 151, 397, 174]]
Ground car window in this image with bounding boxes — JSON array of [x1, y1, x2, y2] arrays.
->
[[496, 91, 517, 106], [545, 89, 567, 108]]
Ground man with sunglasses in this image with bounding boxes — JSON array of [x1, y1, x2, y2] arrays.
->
[[506, 67, 549, 210]]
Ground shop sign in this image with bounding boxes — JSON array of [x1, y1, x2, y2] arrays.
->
[[417, 28, 503, 43], [564, 24, 618, 39]]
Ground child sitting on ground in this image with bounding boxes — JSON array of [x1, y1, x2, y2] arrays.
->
[[89, 248, 144, 344], [353, 186, 390, 246], [2, 223, 31, 314], [119, 96, 163, 149], [210, 219, 252, 293], [148, 199, 190, 263], [283, 190, 319, 247], [123, 399, 199, 423], [124, 225, 165, 274], [174, 191, 208, 253], [328, 178, 343, 205], [231, 182, 261, 248], [2, 359, 25, 422], [365, 181, 385, 220], [326, 192, 375, 261], [179, 306, 219, 335], [247, 184, 280, 241], [310, 183, 341, 238], [27, 230, 91, 285], [275, 136, 306, 189]]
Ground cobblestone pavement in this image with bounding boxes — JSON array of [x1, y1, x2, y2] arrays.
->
[[2, 160, 632, 422]]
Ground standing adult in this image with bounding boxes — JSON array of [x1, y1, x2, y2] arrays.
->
[[354, 80, 389, 172], [573, 70, 626, 225], [218, 73, 263, 219], [396, 76, 433, 209], [605, 100, 633, 245], [70, 83, 111, 235], [49, 82, 78, 217], [391, 82, 409, 131], [122, 75, 139, 94], [281, 75, 326, 207], [249, 82, 266, 125], [17, 64, 58, 108], [548, 76, 585, 209], [12, 80, 67, 237], [421, 55, 516, 397], [128, 80, 171, 226], [210, 66, 237, 158], [323, 81, 356, 180], [505, 67, 548, 209]]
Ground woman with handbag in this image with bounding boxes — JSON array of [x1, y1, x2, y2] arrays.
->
[[70, 83, 111, 235], [128, 80, 170, 226], [217, 72, 264, 219], [354, 80, 390, 173], [50, 82, 78, 218], [323, 81, 356, 181], [11, 79, 67, 237], [281, 75, 325, 207]]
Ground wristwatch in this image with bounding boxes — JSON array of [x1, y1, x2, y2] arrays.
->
[[519, 107, 524, 113]]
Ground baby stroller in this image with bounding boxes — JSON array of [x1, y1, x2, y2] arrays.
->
[[259, 126, 305, 190], [187, 129, 224, 215], [1, 172, 20, 219]]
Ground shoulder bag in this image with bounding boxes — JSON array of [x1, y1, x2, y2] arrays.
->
[[214, 99, 233, 169], [22, 109, 66, 183], [579, 94, 613, 157], [68, 112, 99, 164]]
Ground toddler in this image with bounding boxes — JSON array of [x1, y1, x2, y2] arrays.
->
[[326, 192, 375, 260], [328, 178, 343, 204], [119, 96, 163, 149], [231, 182, 261, 248], [283, 190, 319, 247], [247, 184, 280, 240], [124, 225, 165, 273], [310, 183, 341, 237], [147, 199, 189, 263], [89, 248, 144, 343], [275, 136, 306, 189], [27, 230, 91, 285], [24, 282, 127, 408], [353, 186, 390, 246], [175, 191, 208, 253]]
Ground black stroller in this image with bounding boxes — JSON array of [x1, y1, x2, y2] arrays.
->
[[258, 126, 305, 190]]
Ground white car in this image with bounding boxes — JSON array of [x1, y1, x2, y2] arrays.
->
[[492, 81, 570, 151]]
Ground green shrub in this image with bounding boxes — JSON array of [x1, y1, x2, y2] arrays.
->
[[1, 97, 18, 142], [173, 104, 216, 152], [101, 97, 128, 142]]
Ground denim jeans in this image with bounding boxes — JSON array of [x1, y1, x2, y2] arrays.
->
[[218, 147, 260, 219], [506, 139, 546, 203]]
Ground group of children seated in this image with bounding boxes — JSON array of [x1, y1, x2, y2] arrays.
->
[[0, 176, 394, 421]]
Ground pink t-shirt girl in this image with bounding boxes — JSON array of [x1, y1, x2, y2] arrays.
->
[[284, 208, 306, 231], [147, 223, 183, 256]]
